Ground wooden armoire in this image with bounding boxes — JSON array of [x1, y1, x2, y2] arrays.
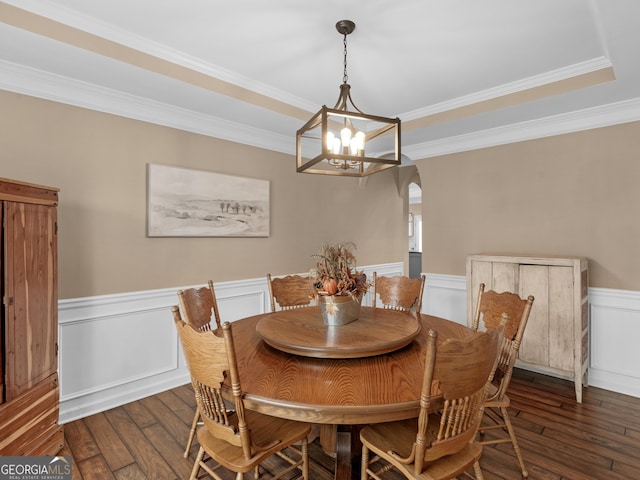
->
[[0, 178, 63, 454]]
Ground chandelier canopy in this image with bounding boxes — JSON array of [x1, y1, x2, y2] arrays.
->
[[296, 20, 401, 177]]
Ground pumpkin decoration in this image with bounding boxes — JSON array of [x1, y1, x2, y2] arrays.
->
[[323, 278, 338, 295]]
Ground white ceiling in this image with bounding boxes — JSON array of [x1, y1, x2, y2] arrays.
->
[[2, 0, 640, 163]]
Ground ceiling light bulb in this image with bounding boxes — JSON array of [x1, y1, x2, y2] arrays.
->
[[349, 137, 359, 155], [332, 137, 342, 154], [340, 127, 352, 148], [326, 131, 335, 151]]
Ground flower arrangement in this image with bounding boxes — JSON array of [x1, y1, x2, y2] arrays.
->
[[311, 242, 369, 299]]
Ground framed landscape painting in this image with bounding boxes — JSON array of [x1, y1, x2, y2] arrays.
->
[[147, 163, 270, 237]]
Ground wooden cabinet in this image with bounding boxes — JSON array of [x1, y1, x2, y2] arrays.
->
[[467, 254, 589, 403], [0, 178, 63, 455]]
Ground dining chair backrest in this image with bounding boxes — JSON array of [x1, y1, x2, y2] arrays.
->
[[372, 272, 426, 313], [177, 281, 225, 457], [172, 307, 250, 450], [413, 325, 504, 473], [471, 283, 534, 400], [267, 273, 314, 312], [177, 280, 221, 332]]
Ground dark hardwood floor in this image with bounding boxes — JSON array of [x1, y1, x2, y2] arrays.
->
[[62, 368, 640, 479]]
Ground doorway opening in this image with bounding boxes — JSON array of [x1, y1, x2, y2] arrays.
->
[[408, 182, 422, 278]]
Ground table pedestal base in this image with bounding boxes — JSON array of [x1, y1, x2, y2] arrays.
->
[[320, 424, 363, 480]]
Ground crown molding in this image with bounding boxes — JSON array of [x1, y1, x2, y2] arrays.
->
[[3, 58, 640, 161], [0, 59, 294, 154], [403, 96, 640, 160], [401, 56, 613, 121]]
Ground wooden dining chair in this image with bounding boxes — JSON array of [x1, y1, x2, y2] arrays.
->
[[372, 272, 426, 313], [172, 306, 311, 480], [178, 280, 222, 332], [471, 283, 535, 478], [360, 325, 504, 480], [267, 273, 314, 312], [177, 280, 223, 457]]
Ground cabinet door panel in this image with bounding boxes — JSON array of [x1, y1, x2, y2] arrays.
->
[[548, 266, 574, 371], [519, 265, 549, 365], [4, 202, 58, 400], [492, 262, 518, 293]]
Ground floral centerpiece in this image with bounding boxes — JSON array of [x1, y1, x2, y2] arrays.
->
[[311, 242, 369, 325]]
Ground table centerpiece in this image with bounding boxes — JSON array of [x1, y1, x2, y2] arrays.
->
[[311, 242, 369, 326]]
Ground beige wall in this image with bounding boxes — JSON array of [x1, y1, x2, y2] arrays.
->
[[416, 120, 640, 290], [0, 91, 407, 298], [6, 90, 637, 294]]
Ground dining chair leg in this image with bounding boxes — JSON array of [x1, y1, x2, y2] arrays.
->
[[184, 408, 200, 457], [190, 447, 205, 480], [501, 406, 528, 478], [473, 460, 485, 480], [360, 444, 369, 480], [301, 437, 309, 479]]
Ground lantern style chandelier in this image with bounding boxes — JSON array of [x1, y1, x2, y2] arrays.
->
[[296, 20, 401, 177]]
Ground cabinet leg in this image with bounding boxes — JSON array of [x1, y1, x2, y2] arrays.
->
[[575, 378, 582, 403]]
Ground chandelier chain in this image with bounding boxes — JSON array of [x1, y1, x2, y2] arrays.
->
[[343, 32, 349, 84]]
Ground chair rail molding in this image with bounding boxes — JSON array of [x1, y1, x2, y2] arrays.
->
[[58, 267, 640, 423]]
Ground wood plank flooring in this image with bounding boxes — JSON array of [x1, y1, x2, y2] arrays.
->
[[62, 368, 640, 479]]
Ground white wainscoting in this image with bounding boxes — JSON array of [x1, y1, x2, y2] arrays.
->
[[58, 263, 403, 424], [423, 274, 468, 324], [588, 287, 640, 398], [59, 267, 640, 423]]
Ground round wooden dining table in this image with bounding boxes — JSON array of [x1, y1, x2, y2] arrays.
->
[[228, 305, 473, 480]]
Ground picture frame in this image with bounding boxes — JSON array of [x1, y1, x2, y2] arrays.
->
[[147, 163, 270, 237]]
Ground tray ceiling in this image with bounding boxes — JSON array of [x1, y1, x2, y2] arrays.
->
[[1, 0, 639, 162]]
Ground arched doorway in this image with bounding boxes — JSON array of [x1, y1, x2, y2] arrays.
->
[[408, 181, 422, 278], [398, 164, 422, 279]]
